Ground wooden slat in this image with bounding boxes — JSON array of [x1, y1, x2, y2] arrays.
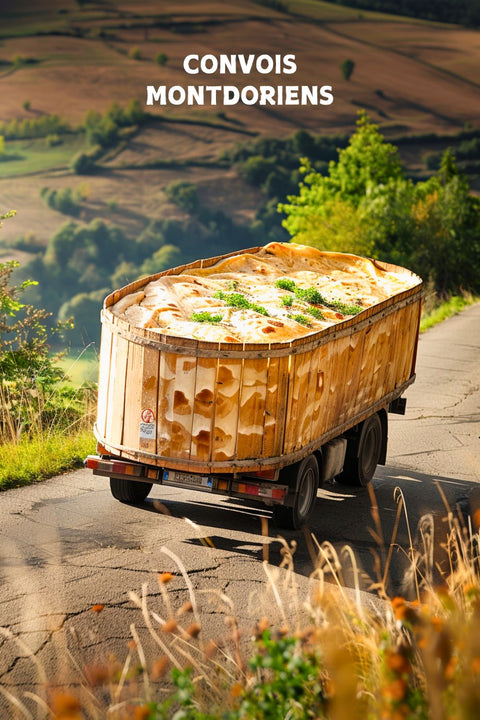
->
[[168, 355, 198, 461], [190, 357, 218, 462], [236, 356, 268, 460], [212, 359, 242, 463], [105, 334, 129, 448], [139, 346, 159, 456], [307, 345, 328, 443], [339, 330, 366, 421], [284, 351, 314, 454], [122, 341, 144, 451], [95, 324, 113, 440]]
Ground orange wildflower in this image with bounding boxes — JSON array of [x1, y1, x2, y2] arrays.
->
[[159, 572, 174, 584]]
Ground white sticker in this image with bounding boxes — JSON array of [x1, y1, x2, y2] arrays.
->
[[140, 422, 156, 440]]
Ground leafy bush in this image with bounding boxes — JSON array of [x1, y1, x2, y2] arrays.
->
[[70, 147, 99, 174], [129, 46, 142, 60], [165, 180, 200, 215], [41, 186, 80, 216], [82, 100, 146, 150], [155, 52, 168, 66], [0, 254, 79, 441]]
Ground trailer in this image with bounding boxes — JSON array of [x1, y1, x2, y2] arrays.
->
[[85, 244, 423, 529]]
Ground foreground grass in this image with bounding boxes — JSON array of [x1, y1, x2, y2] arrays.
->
[[0, 427, 95, 490], [420, 293, 477, 332], [4, 507, 480, 719]]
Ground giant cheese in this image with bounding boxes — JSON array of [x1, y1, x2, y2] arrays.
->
[[111, 242, 418, 344]]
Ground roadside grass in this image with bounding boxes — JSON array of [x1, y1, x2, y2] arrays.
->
[[0, 427, 95, 490], [3, 500, 480, 719], [420, 292, 477, 332]]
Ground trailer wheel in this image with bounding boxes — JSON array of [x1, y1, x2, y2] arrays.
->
[[273, 454, 319, 530], [110, 478, 153, 504], [337, 412, 383, 487]]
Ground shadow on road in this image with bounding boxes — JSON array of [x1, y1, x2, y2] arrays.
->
[[142, 464, 479, 597]]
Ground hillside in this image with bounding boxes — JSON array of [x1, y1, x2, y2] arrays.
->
[[0, 0, 479, 343]]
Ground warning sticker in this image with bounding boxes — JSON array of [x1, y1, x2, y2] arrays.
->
[[140, 408, 156, 442], [141, 408, 155, 423]]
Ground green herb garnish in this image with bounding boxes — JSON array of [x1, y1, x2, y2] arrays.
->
[[191, 311, 223, 324], [214, 291, 268, 316], [325, 299, 363, 315], [291, 313, 311, 326], [294, 286, 324, 305], [281, 295, 294, 307], [275, 278, 297, 292], [306, 306, 325, 320]]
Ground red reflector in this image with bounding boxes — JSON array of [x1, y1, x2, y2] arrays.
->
[[112, 462, 127, 474], [86, 457, 99, 470], [272, 488, 286, 500]]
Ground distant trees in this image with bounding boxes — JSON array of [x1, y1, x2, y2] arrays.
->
[[340, 58, 355, 81], [328, 0, 480, 26], [0, 114, 70, 140], [280, 113, 480, 295]]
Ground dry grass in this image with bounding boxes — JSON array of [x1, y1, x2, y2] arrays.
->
[[3, 487, 480, 718]]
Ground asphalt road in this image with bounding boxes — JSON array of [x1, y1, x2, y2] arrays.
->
[[1, 303, 479, 712]]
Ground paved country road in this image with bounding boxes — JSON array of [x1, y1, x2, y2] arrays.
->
[[1, 303, 479, 712]]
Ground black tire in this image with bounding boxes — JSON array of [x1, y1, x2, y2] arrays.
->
[[110, 478, 153, 503], [336, 412, 383, 487], [273, 454, 319, 530]]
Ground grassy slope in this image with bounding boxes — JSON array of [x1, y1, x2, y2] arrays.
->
[[0, 0, 479, 250]]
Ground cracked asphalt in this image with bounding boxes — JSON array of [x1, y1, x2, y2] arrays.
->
[[1, 303, 479, 714]]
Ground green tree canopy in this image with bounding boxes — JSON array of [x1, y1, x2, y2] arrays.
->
[[279, 113, 480, 294]]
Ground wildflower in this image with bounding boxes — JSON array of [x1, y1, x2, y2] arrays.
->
[[382, 678, 407, 702], [177, 600, 193, 616], [162, 619, 178, 633], [183, 622, 201, 639], [51, 692, 81, 718], [159, 572, 174, 584], [230, 682, 243, 699], [151, 656, 169, 680], [134, 706, 152, 720], [84, 663, 110, 686], [205, 640, 221, 659], [385, 649, 411, 675]]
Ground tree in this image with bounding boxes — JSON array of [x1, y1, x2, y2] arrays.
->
[[279, 113, 480, 295], [340, 58, 355, 81], [280, 112, 402, 242], [1, 212, 75, 438], [155, 52, 168, 66]]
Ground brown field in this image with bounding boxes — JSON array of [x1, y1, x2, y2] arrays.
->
[[1, 0, 479, 252]]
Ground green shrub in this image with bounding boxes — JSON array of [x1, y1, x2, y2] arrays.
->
[[340, 58, 355, 81], [129, 46, 142, 60], [165, 180, 200, 214], [70, 148, 98, 174], [155, 52, 168, 66]]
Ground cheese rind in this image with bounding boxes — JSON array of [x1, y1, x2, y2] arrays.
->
[[111, 243, 419, 344]]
